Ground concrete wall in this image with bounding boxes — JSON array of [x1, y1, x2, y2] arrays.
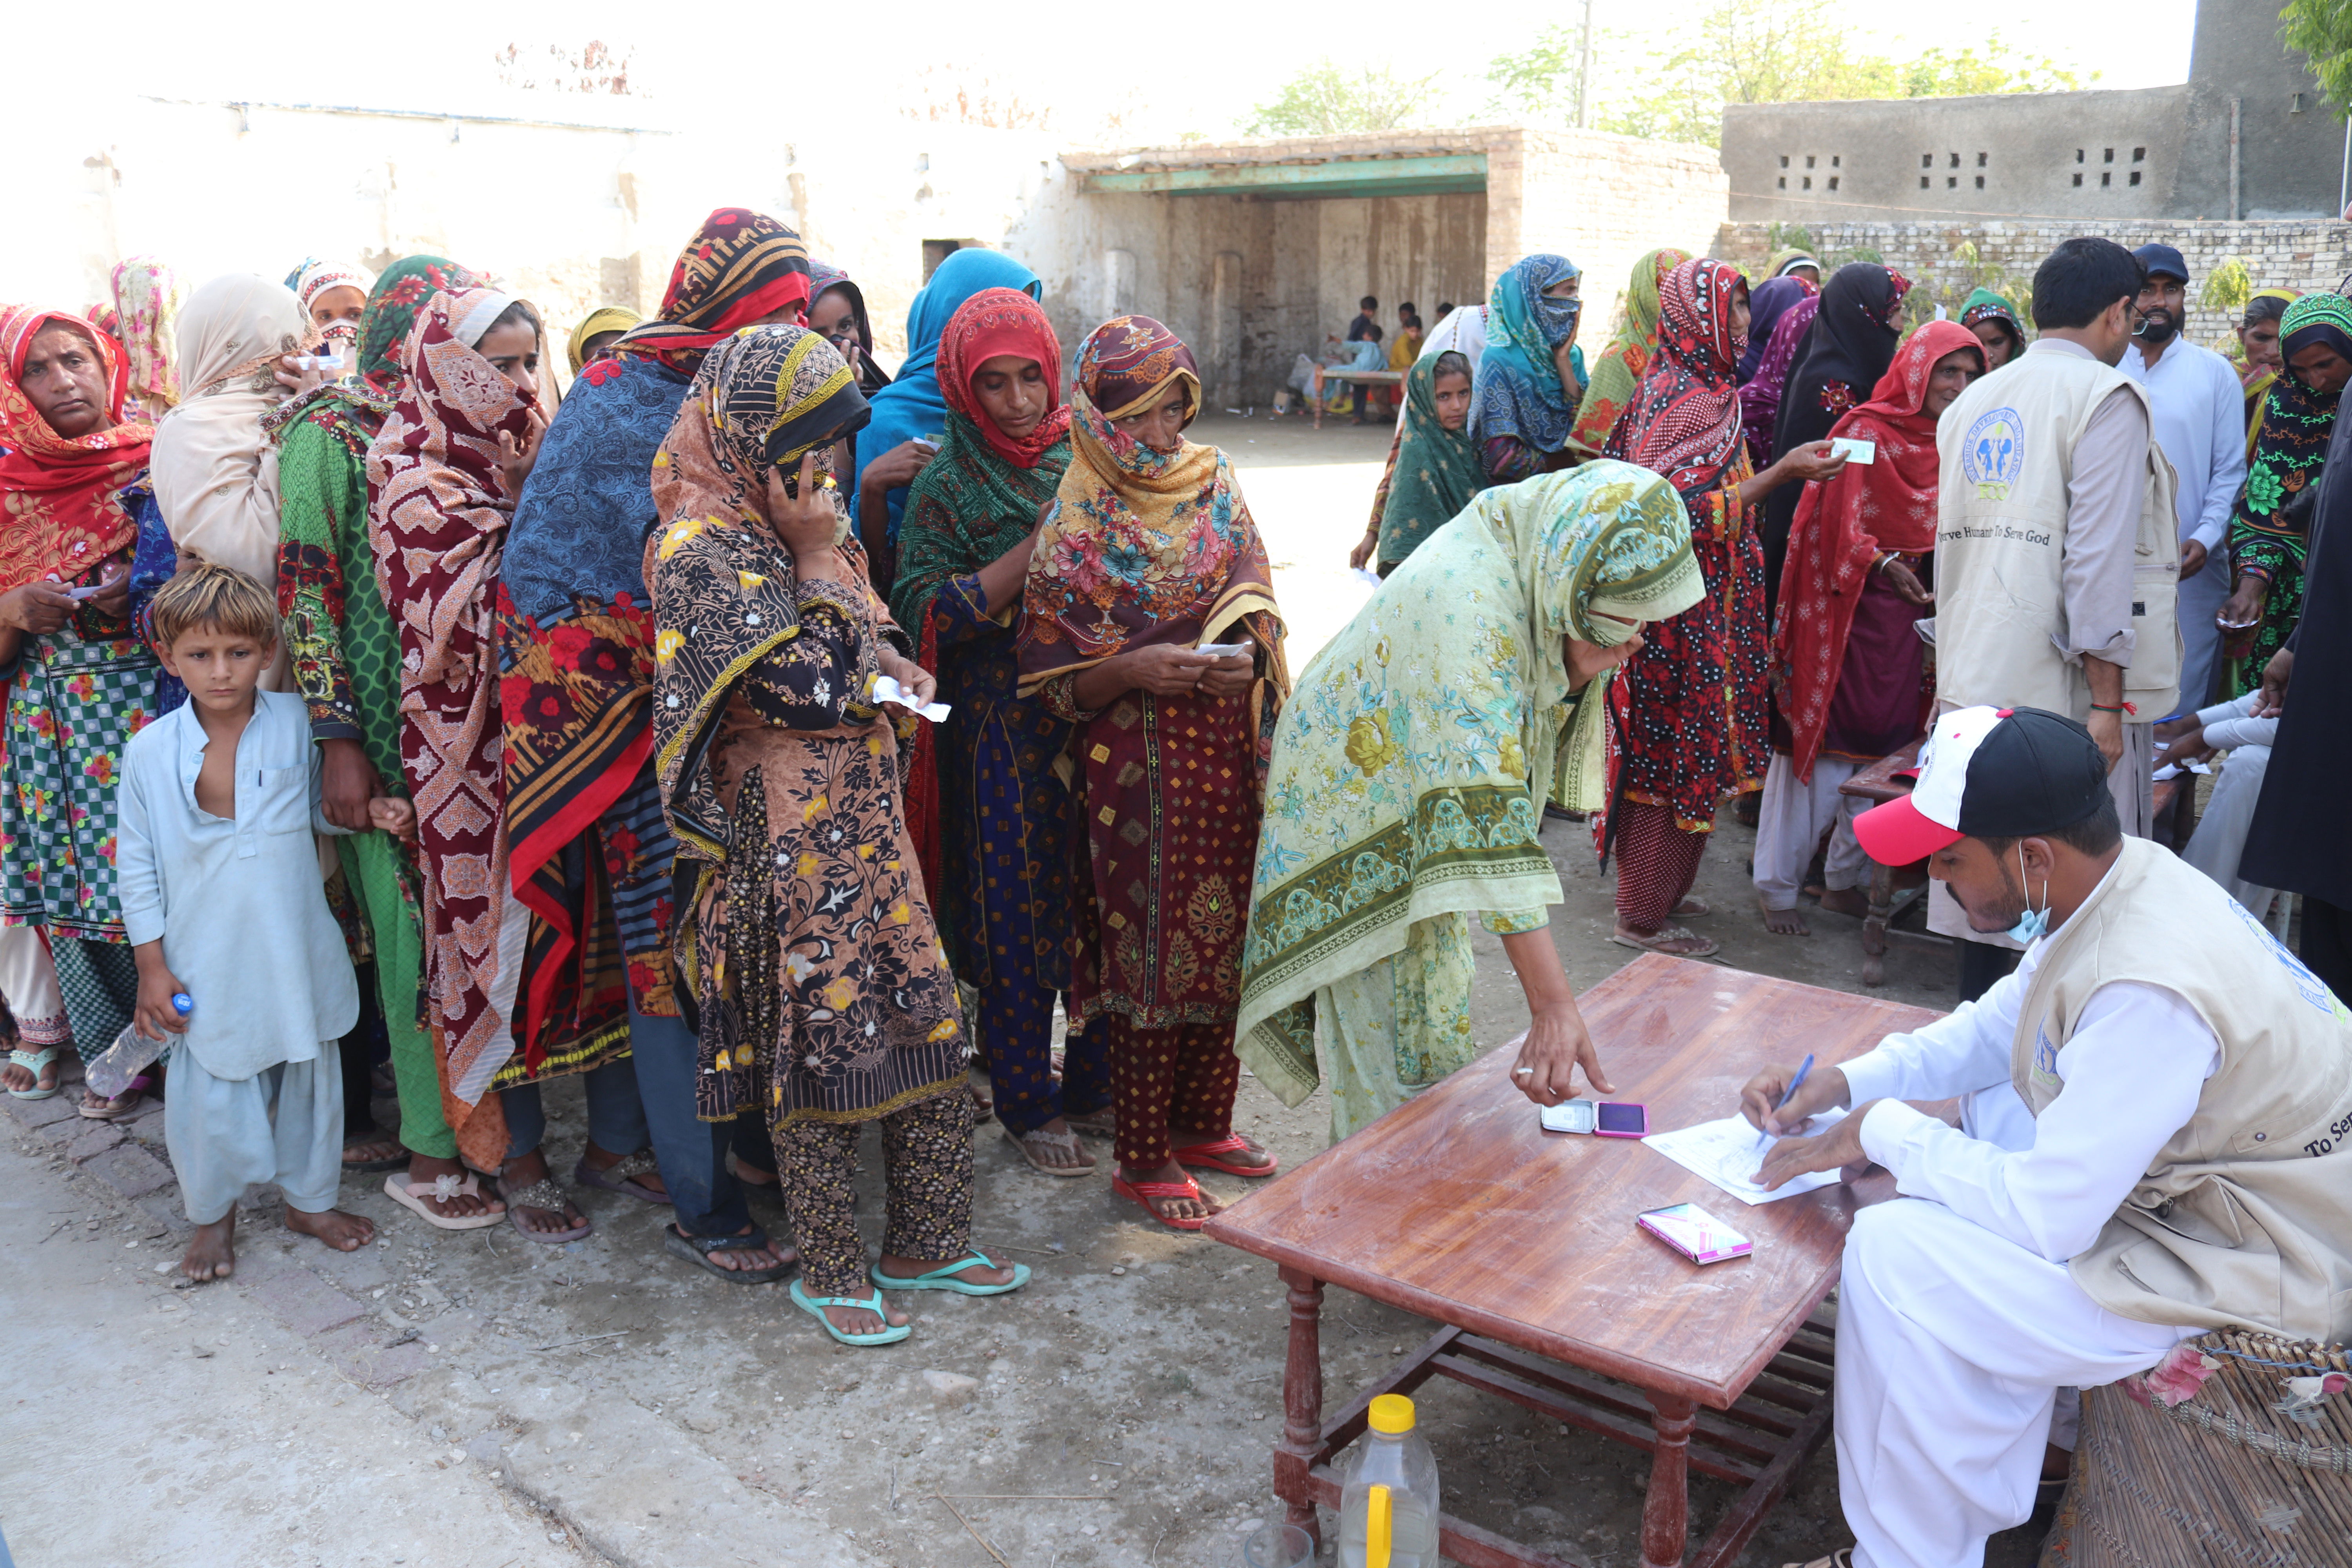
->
[[1714, 217, 2352, 348], [1499, 128, 1731, 341], [2189, 0, 2348, 218]]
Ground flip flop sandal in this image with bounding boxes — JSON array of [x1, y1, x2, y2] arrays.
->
[[663, 1223, 793, 1285], [382, 1171, 507, 1231], [968, 1083, 995, 1126], [1171, 1134, 1280, 1179], [871, 1249, 1030, 1296], [1670, 896, 1711, 918], [1608, 924, 1720, 959], [1112, 1171, 1215, 1232], [572, 1148, 666, 1203], [342, 1138, 409, 1174], [1007, 1126, 1096, 1178], [78, 1076, 154, 1120], [497, 1175, 592, 1244], [1065, 1108, 1117, 1141], [7, 1045, 60, 1100], [791, 1279, 911, 1347]]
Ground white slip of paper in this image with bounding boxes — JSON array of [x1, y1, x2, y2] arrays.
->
[[870, 675, 950, 722], [1642, 1108, 1851, 1207], [1195, 642, 1252, 658]]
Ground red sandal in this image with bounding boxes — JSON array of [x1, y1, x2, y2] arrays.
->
[[1112, 1171, 1216, 1231], [1171, 1134, 1280, 1179]]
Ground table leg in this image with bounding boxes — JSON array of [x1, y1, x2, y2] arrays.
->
[[1640, 1392, 1697, 1568], [1862, 860, 1892, 987], [1276, 1265, 1326, 1545], [1312, 369, 1324, 429]]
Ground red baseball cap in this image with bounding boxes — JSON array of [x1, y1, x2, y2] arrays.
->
[[1853, 706, 2111, 865]]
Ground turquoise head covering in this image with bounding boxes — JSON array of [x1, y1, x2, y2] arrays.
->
[[853, 248, 1044, 539], [1468, 253, 1584, 456]]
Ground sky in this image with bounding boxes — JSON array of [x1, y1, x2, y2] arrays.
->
[[20, 0, 2198, 147]]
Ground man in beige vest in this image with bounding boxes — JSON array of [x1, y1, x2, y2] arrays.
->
[[1742, 706, 2352, 1568], [1931, 238, 2182, 1002]]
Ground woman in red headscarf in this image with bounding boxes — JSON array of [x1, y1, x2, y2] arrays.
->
[[1599, 259, 1844, 957], [891, 288, 1109, 1178], [1755, 321, 1984, 935], [0, 307, 158, 1108]]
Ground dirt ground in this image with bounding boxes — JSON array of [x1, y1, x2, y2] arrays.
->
[[0, 412, 2047, 1568]]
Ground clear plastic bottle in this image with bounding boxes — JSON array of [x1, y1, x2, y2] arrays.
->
[[1338, 1393, 1441, 1568], [83, 993, 191, 1098]]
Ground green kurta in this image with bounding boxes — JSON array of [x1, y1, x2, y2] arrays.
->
[[274, 392, 454, 1159]]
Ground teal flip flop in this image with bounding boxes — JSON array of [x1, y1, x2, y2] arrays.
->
[[790, 1279, 911, 1347], [870, 1250, 1031, 1297], [7, 1046, 59, 1100]]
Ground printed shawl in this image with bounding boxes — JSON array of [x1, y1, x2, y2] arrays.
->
[[1739, 294, 1818, 466], [1015, 317, 1285, 695], [1737, 274, 1818, 384], [856, 248, 1046, 538], [1771, 264, 1911, 464], [610, 209, 813, 377], [1235, 463, 1702, 1108], [1959, 288, 2027, 359], [2228, 294, 2352, 677], [806, 261, 894, 395], [1605, 258, 1749, 502], [109, 257, 184, 418], [1568, 248, 1690, 457], [650, 326, 882, 867], [0, 307, 151, 592], [292, 260, 374, 322], [1773, 320, 1982, 783], [366, 287, 540, 1161], [1374, 353, 1488, 568], [1468, 253, 1584, 459]]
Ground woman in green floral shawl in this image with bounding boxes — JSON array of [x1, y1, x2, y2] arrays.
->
[[1236, 462, 1702, 1142], [2220, 292, 2352, 688]]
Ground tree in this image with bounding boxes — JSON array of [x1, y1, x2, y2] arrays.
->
[[2281, 0, 2352, 111], [1246, 60, 1444, 136]]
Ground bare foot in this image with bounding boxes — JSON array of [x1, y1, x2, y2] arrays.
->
[[342, 1132, 405, 1169], [1816, 887, 1869, 920], [1171, 1127, 1276, 1172], [1121, 1159, 1223, 1223], [734, 1159, 779, 1190], [183, 1210, 237, 1281], [698, 1224, 795, 1273], [1013, 1116, 1096, 1171], [499, 1149, 585, 1237], [1760, 898, 1811, 936], [402, 1155, 503, 1221], [874, 1250, 1021, 1290], [286, 1205, 375, 1252], [822, 1296, 910, 1337], [2, 1049, 58, 1095], [1670, 896, 1711, 919]]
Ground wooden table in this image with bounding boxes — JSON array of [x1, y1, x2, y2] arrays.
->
[[1206, 954, 1940, 1568], [1309, 366, 1403, 428]]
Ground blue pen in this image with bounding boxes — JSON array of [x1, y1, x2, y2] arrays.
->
[[1756, 1053, 1816, 1152]]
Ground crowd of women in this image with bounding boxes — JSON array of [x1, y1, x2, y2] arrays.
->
[[0, 213, 2335, 1344]]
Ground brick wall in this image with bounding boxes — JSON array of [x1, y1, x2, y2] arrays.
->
[[1715, 218, 2352, 349], [1497, 129, 1730, 340]]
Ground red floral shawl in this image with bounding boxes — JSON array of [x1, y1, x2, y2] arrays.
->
[[937, 288, 1070, 467], [0, 307, 149, 593], [1603, 260, 1748, 503], [367, 288, 537, 1163], [610, 209, 812, 377], [1771, 319, 1982, 783]]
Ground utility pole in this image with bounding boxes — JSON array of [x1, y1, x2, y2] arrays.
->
[[1577, 0, 1596, 129]]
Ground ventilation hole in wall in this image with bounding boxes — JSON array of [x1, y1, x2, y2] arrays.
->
[[1975, 175, 1985, 189], [1778, 176, 1787, 189], [1805, 154, 1816, 168], [1947, 176, 1958, 188], [1977, 151, 1989, 167], [2073, 172, 2084, 187], [2103, 147, 2115, 163], [1779, 155, 1790, 168], [2076, 149, 2086, 163], [2132, 146, 2146, 162], [2129, 170, 2142, 186], [1802, 176, 1813, 190], [1920, 176, 1931, 189], [2101, 171, 2112, 187], [1921, 153, 1934, 169], [1831, 155, 1841, 167], [2294, 91, 2307, 113], [1949, 152, 1960, 168], [1828, 176, 1840, 191]]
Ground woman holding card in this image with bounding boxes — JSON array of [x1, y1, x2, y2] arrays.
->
[[1755, 321, 1985, 936]]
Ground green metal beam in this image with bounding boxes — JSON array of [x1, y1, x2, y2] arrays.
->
[[1083, 153, 1487, 201]]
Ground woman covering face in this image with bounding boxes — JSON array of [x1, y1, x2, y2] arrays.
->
[[1469, 252, 1585, 483]]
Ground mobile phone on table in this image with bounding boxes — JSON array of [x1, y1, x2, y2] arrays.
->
[[1539, 1099, 1649, 1137], [1638, 1202, 1753, 1265]]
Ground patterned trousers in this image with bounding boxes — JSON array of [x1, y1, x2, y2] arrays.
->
[[52, 936, 139, 1063], [770, 1088, 975, 1299], [1613, 799, 1710, 934], [985, 975, 1110, 1137], [1101, 1014, 1241, 1171]]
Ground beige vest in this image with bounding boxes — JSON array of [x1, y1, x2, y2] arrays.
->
[[1935, 347, 2183, 719], [2011, 838, 2352, 1339]]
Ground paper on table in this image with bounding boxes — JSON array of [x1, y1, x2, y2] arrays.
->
[[871, 674, 950, 722], [2152, 760, 2212, 781], [1642, 1108, 1852, 1207]]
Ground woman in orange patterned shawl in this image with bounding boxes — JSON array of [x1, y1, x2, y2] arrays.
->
[[0, 307, 154, 1103], [1015, 316, 1288, 1230]]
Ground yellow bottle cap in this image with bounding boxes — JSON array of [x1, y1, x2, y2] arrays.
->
[[1368, 1394, 1416, 1434]]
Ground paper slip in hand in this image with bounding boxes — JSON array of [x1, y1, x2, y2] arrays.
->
[[1195, 642, 1252, 658], [871, 675, 950, 722], [1349, 567, 1382, 586], [1643, 1108, 1851, 1206], [1828, 437, 1877, 465]]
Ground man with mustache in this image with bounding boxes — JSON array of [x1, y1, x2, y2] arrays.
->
[[2120, 243, 2245, 709]]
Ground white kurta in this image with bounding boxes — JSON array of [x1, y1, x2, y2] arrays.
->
[[2121, 340, 2245, 709], [1826, 902, 2216, 1568]]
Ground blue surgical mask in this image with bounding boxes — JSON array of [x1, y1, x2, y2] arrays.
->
[[2005, 845, 2051, 944]]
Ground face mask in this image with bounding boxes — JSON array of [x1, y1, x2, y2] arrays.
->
[[2005, 843, 2051, 944], [1583, 605, 1638, 649]]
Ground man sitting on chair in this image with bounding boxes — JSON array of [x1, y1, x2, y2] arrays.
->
[[1741, 704, 2352, 1568]]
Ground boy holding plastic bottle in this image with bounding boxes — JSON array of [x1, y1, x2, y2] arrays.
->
[[118, 564, 413, 1281]]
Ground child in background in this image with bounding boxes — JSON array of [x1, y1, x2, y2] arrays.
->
[[118, 564, 414, 1281]]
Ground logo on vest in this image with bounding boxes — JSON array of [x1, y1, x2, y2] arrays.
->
[[2223, 894, 2349, 1022], [1962, 408, 2024, 500], [2031, 1022, 2063, 1093]]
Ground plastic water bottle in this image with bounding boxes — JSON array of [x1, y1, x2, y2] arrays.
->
[[83, 993, 191, 1097], [1338, 1394, 1441, 1568]]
